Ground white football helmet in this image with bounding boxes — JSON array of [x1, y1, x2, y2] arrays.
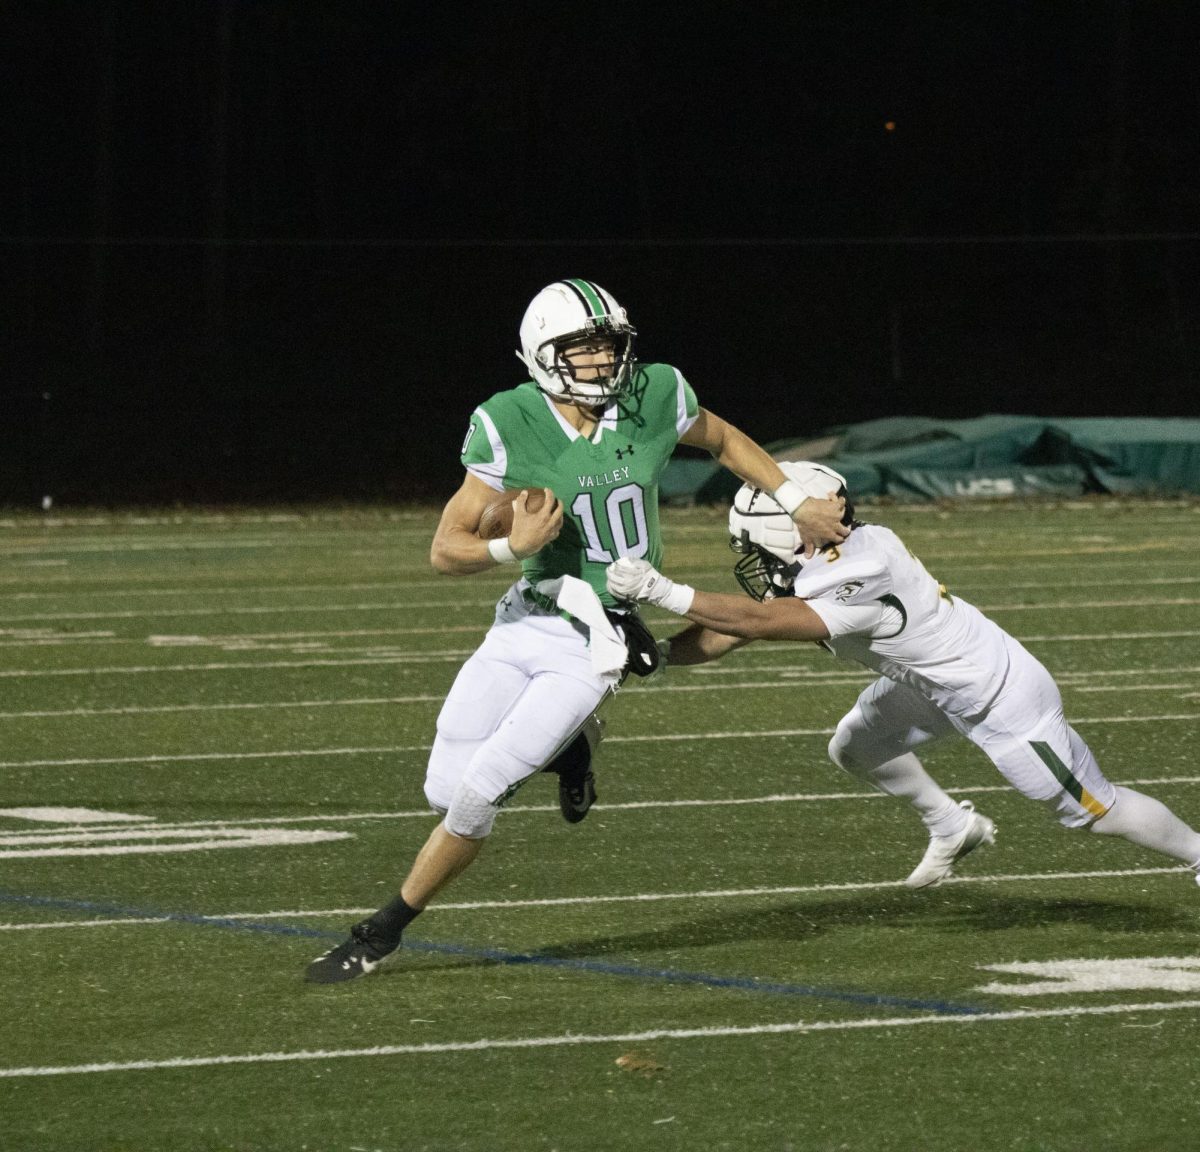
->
[[516, 279, 637, 406], [728, 461, 852, 600]]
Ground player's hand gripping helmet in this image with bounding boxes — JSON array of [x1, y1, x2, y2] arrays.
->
[[728, 461, 853, 601], [516, 279, 637, 406]]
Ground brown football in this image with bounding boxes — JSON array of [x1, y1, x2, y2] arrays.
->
[[477, 488, 547, 540]]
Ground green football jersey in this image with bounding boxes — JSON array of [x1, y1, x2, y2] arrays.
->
[[460, 362, 700, 608]]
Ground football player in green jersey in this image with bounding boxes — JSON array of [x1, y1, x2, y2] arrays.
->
[[306, 279, 849, 983]]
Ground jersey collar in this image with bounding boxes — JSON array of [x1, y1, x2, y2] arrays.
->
[[541, 391, 619, 444]]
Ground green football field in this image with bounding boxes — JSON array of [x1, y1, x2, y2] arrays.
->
[[1, 499, 1198, 1152]]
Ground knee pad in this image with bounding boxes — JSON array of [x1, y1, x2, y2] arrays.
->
[[828, 726, 866, 772], [444, 782, 501, 839]]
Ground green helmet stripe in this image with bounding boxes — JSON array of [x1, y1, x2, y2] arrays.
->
[[564, 278, 608, 318]]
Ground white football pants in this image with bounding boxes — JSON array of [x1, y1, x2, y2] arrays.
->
[[424, 592, 612, 813], [830, 647, 1115, 829]]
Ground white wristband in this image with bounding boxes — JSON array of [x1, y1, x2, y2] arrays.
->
[[773, 479, 807, 516], [487, 537, 519, 565], [658, 583, 695, 615]]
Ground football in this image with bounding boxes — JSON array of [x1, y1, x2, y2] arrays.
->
[[477, 488, 547, 540]]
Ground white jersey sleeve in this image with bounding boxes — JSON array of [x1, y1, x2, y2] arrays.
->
[[791, 541, 903, 638]]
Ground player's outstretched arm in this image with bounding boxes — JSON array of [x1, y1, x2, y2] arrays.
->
[[679, 409, 848, 555], [431, 474, 561, 575], [687, 589, 829, 642], [606, 558, 829, 642], [663, 624, 751, 666]]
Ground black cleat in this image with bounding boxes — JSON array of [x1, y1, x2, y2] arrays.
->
[[543, 714, 604, 824], [558, 766, 597, 824], [305, 919, 400, 984]]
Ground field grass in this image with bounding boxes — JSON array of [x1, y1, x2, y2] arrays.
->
[[1, 498, 1199, 1151]]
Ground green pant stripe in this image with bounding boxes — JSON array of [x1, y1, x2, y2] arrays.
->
[[1030, 740, 1106, 816]]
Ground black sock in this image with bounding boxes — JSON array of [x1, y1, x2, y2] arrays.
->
[[542, 731, 591, 777], [369, 894, 422, 938]]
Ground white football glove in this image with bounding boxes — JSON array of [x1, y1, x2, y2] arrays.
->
[[605, 558, 695, 614]]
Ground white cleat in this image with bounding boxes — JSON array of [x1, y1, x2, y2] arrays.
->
[[905, 800, 996, 889]]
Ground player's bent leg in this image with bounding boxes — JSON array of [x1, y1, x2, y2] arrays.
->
[[423, 634, 532, 811], [460, 667, 609, 805], [831, 679, 997, 884], [829, 681, 994, 884], [974, 720, 1115, 829], [305, 820, 484, 985], [542, 709, 607, 824]]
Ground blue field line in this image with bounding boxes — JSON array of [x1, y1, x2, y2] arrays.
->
[[0, 890, 985, 1016]]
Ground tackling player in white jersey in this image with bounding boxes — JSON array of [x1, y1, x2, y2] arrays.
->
[[606, 461, 1200, 889], [306, 284, 850, 983]]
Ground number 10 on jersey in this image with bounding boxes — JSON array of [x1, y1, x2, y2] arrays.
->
[[571, 483, 649, 561]]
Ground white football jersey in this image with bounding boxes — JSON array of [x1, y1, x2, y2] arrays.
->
[[795, 524, 1019, 722]]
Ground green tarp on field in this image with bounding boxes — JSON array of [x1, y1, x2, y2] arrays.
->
[[666, 416, 1200, 504]]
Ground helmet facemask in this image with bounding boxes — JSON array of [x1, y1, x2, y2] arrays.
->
[[535, 322, 636, 406], [730, 533, 801, 601]]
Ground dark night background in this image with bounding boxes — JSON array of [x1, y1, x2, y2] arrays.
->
[[3, 2, 1198, 505]]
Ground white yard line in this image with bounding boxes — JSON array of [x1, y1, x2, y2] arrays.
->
[[0, 626, 488, 649], [9, 773, 1200, 839], [984, 598, 1200, 611], [0, 629, 1197, 679], [3, 573, 1198, 603], [2, 999, 1197, 1078], [0, 539, 407, 557], [2, 593, 1199, 625], [0, 600, 495, 623], [14, 777, 1200, 840], [0, 654, 476, 678], [0, 581, 433, 601], [5, 676, 1198, 719], [0, 681, 879, 719], [0, 864, 1191, 933], [0, 713, 1196, 771], [35, 779, 1200, 843], [0, 696, 446, 718]]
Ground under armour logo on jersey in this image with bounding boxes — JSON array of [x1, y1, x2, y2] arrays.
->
[[615, 444, 635, 460]]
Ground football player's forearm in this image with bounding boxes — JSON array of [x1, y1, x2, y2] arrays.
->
[[684, 590, 829, 643], [682, 590, 779, 639], [430, 527, 508, 575], [664, 624, 747, 665], [710, 420, 787, 494]]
